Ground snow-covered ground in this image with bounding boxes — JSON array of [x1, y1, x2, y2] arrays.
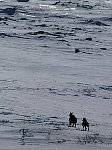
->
[[0, 0, 112, 149]]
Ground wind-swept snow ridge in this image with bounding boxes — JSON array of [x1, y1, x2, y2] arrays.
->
[[17, 0, 29, 2], [0, 7, 16, 15]]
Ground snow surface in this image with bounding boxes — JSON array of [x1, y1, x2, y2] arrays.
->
[[0, 0, 112, 149]]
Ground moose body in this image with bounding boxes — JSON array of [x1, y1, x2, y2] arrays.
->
[[82, 118, 89, 131], [69, 112, 77, 127]]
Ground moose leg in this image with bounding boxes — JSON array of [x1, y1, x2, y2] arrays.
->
[[69, 119, 71, 126], [82, 123, 84, 130], [83, 126, 85, 130]]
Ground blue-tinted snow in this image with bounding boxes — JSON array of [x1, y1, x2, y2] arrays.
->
[[0, 0, 112, 149]]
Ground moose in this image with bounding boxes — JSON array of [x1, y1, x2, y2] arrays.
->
[[69, 112, 77, 127], [82, 118, 89, 131]]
